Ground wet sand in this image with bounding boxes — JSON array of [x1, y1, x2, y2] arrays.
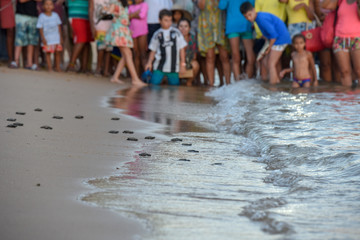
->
[[0, 66, 150, 240]]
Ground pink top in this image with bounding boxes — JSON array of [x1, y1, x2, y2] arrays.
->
[[335, 0, 360, 38], [129, 2, 148, 38]]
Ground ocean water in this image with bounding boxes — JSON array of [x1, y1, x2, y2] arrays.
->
[[83, 81, 360, 240]]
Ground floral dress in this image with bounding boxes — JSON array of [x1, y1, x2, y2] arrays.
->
[[105, 1, 133, 48], [197, 0, 227, 54]]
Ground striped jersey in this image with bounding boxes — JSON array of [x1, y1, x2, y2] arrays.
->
[[149, 27, 187, 73]]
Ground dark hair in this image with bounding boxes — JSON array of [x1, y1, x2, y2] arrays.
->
[[42, 0, 52, 4], [240, 2, 254, 15], [178, 18, 191, 28], [292, 34, 306, 44], [119, 0, 128, 8], [159, 9, 172, 20]]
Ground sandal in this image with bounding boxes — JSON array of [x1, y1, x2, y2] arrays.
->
[[8, 61, 18, 69]]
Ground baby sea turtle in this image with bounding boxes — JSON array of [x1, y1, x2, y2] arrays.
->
[[182, 143, 192, 146], [34, 108, 43, 112], [7, 124, 17, 128], [127, 137, 138, 141], [108, 130, 119, 134], [145, 136, 155, 140], [111, 117, 120, 121], [187, 150, 199, 153], [211, 163, 223, 166], [53, 116, 63, 119], [178, 159, 191, 162], [40, 125, 53, 130], [171, 138, 183, 142], [13, 122, 23, 127], [15, 112, 26, 115], [123, 130, 134, 134], [139, 153, 151, 157], [6, 118, 16, 122]]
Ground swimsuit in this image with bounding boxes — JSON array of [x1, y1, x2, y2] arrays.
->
[[293, 78, 311, 87]]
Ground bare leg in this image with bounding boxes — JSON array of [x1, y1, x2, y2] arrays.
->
[[335, 51, 352, 87], [243, 39, 256, 78], [103, 51, 111, 77], [45, 52, 52, 71], [67, 42, 85, 71], [14, 46, 22, 66], [186, 60, 200, 86], [25, 45, 34, 67], [268, 50, 283, 84], [319, 49, 332, 82], [111, 57, 126, 84], [205, 47, 216, 86], [119, 47, 147, 86], [260, 55, 268, 81], [80, 43, 89, 73], [33, 44, 39, 69], [6, 28, 14, 64], [133, 37, 141, 76], [229, 37, 241, 80], [95, 49, 104, 75], [55, 51, 62, 72], [218, 44, 231, 85], [138, 34, 148, 71], [215, 55, 224, 86], [198, 55, 208, 85], [292, 81, 300, 88], [350, 50, 360, 81]]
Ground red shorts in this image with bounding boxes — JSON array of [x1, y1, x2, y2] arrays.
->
[[42, 44, 63, 53], [0, 0, 15, 29], [71, 18, 93, 44]]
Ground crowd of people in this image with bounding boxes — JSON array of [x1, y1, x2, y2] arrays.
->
[[0, 0, 359, 88]]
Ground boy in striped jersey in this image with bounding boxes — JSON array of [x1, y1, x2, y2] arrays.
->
[[145, 9, 187, 85]]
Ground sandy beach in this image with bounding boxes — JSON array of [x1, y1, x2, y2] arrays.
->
[[0, 66, 151, 240]]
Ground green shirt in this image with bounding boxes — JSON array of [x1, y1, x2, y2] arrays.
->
[[67, 0, 89, 19]]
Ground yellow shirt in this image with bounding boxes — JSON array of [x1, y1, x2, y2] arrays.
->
[[255, 0, 287, 39], [286, 0, 312, 25]]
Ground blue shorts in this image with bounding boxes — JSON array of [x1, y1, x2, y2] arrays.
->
[[150, 70, 179, 85]]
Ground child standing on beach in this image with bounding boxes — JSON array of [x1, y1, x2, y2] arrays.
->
[[10, 0, 39, 69], [36, 0, 63, 72], [89, 0, 112, 77], [145, 9, 187, 85], [129, 0, 149, 76], [280, 34, 318, 88], [219, 0, 256, 80], [241, 2, 291, 85], [105, 0, 146, 86]]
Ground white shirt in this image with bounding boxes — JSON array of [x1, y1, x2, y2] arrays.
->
[[36, 12, 62, 45], [149, 27, 187, 72], [145, 0, 173, 24]]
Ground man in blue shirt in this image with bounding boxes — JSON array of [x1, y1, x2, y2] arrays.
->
[[240, 2, 291, 85]]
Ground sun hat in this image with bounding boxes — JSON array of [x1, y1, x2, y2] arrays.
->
[[171, 4, 193, 21]]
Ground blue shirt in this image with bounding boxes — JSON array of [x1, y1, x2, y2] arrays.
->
[[218, 0, 254, 35], [255, 12, 291, 45]]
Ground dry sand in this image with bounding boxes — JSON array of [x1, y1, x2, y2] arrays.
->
[[0, 66, 155, 240]]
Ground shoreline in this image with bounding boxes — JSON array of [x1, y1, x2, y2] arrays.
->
[[0, 66, 157, 240]]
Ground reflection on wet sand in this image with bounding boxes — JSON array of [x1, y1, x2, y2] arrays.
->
[[108, 86, 215, 134]]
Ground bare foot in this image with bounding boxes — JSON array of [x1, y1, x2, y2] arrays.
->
[[132, 78, 147, 87], [110, 77, 125, 84]]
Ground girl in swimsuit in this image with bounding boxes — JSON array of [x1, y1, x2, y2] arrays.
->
[[280, 34, 318, 88]]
